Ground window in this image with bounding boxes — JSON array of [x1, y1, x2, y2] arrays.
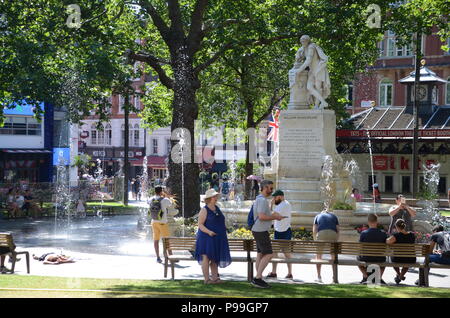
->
[[152, 139, 158, 154], [446, 77, 450, 105], [105, 124, 112, 145], [402, 176, 411, 193], [166, 138, 171, 155], [385, 175, 394, 192], [379, 78, 393, 106], [381, 31, 413, 57], [0, 116, 42, 136], [133, 124, 140, 146], [439, 177, 447, 194], [91, 124, 97, 145], [134, 95, 140, 110], [345, 84, 353, 108]]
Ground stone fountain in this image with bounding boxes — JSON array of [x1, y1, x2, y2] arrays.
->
[[219, 35, 393, 241]]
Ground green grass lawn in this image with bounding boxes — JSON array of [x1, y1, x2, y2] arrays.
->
[[440, 210, 450, 217], [0, 276, 448, 298]]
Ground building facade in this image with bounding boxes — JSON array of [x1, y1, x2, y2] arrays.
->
[[0, 102, 53, 183]]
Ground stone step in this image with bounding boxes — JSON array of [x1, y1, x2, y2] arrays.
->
[[288, 200, 324, 212], [277, 179, 320, 191], [283, 190, 321, 201]]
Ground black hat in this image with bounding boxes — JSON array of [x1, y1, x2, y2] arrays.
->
[[272, 189, 284, 197]]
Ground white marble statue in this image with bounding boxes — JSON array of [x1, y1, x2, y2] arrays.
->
[[289, 35, 331, 109]]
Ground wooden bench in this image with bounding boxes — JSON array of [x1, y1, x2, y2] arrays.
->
[[336, 241, 430, 286], [249, 239, 339, 283], [162, 237, 252, 280], [0, 233, 30, 274]]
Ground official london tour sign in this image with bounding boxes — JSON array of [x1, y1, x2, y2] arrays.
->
[[337, 129, 450, 138]]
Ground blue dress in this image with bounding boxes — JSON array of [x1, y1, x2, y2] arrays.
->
[[195, 205, 232, 268]]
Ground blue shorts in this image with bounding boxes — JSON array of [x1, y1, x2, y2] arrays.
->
[[429, 254, 450, 265], [274, 228, 292, 240]]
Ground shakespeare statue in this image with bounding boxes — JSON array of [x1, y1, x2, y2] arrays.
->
[[288, 35, 331, 110]]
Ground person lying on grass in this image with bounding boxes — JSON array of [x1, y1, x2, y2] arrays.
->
[[32, 253, 75, 265]]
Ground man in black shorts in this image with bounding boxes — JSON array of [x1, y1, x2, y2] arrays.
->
[[250, 180, 283, 288]]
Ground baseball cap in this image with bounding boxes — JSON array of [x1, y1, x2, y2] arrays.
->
[[272, 189, 284, 197]]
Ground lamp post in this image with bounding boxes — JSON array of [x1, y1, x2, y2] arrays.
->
[[412, 31, 422, 198]]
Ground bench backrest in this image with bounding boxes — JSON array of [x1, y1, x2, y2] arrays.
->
[[0, 232, 14, 249], [339, 241, 429, 258], [162, 237, 250, 256], [250, 239, 338, 254]]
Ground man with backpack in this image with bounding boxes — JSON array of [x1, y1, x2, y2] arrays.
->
[[148, 186, 173, 263], [249, 180, 284, 288], [220, 177, 231, 201]]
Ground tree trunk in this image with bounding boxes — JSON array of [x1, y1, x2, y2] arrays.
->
[[167, 54, 200, 218]]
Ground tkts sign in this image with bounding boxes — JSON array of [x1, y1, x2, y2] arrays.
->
[[337, 129, 450, 138], [372, 156, 437, 170]]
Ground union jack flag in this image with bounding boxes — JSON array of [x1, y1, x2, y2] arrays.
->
[[267, 108, 280, 142]]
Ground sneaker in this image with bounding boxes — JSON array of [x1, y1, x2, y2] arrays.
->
[[415, 279, 420, 286], [266, 272, 277, 278], [360, 277, 367, 284], [156, 258, 163, 263], [251, 278, 270, 288], [315, 277, 323, 284], [0, 266, 10, 274]]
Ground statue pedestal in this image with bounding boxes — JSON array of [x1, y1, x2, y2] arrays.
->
[[278, 109, 336, 179], [275, 109, 337, 213]]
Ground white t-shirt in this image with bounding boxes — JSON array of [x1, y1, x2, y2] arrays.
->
[[16, 196, 25, 208], [150, 196, 172, 224], [273, 200, 292, 232]]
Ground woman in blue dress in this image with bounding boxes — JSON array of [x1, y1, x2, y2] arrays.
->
[[195, 188, 231, 284]]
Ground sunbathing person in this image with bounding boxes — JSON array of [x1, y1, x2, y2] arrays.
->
[[33, 253, 75, 265]]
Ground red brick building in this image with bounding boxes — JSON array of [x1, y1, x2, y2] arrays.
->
[[349, 31, 450, 113]]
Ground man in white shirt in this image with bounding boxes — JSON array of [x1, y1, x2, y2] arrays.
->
[[148, 186, 173, 263], [266, 190, 293, 279]]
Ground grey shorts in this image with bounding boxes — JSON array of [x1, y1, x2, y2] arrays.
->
[[252, 231, 273, 255]]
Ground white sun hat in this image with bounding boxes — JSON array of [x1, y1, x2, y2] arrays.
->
[[204, 188, 220, 199]]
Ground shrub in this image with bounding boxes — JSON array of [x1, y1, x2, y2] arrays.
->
[[332, 201, 354, 210]]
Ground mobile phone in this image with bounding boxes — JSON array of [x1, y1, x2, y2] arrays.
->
[[401, 197, 406, 204]]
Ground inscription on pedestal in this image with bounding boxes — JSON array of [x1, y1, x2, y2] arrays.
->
[[277, 111, 335, 179]]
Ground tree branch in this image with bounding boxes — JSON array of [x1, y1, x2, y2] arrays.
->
[[187, 0, 209, 57], [254, 91, 287, 126], [138, 0, 171, 46], [194, 34, 300, 76], [167, 0, 185, 37], [202, 19, 248, 34], [129, 51, 174, 89]]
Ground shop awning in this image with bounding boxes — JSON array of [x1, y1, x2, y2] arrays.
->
[[131, 156, 168, 169], [2, 149, 52, 153]]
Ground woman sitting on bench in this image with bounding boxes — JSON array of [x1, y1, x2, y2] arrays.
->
[[386, 219, 416, 285]]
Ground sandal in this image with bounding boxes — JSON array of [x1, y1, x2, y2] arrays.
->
[[285, 274, 293, 279], [211, 278, 224, 284], [266, 272, 277, 278], [204, 279, 213, 284]]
